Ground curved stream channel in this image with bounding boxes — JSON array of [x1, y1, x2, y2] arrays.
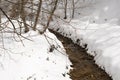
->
[[50, 30, 112, 80]]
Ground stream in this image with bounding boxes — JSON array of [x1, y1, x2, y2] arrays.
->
[[50, 29, 112, 80]]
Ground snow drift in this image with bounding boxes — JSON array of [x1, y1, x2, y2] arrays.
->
[[0, 19, 72, 80]]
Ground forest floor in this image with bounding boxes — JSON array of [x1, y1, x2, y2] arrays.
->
[[50, 29, 112, 80]]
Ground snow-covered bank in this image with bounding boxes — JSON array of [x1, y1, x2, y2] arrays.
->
[[49, 0, 120, 80], [49, 20, 120, 80], [0, 20, 72, 80]]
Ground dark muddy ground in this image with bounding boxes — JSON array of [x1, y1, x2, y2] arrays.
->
[[50, 30, 112, 80]]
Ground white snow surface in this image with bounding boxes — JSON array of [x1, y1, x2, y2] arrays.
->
[[0, 19, 71, 80], [50, 0, 120, 80]]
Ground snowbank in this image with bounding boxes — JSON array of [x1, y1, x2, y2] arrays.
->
[[0, 19, 72, 80], [50, 19, 120, 80], [49, 0, 120, 80]]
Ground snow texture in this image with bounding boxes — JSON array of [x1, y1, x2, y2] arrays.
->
[[0, 19, 72, 80]]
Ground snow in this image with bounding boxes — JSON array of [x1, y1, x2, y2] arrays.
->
[[49, 0, 120, 80], [1, 0, 120, 80], [0, 19, 72, 80]]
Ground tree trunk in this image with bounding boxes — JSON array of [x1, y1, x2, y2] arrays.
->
[[33, 0, 42, 31], [39, 0, 58, 34], [72, 0, 75, 18], [20, 0, 29, 33], [64, 0, 67, 19], [0, 0, 1, 27]]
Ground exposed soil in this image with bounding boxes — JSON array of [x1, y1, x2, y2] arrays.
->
[[50, 29, 112, 80]]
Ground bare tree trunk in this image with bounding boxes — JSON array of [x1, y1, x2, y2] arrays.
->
[[39, 0, 58, 34], [20, 0, 29, 33], [30, 0, 33, 27], [10, 0, 20, 19], [64, 0, 67, 19], [72, 0, 75, 18], [0, 0, 1, 27], [33, 0, 42, 31]]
